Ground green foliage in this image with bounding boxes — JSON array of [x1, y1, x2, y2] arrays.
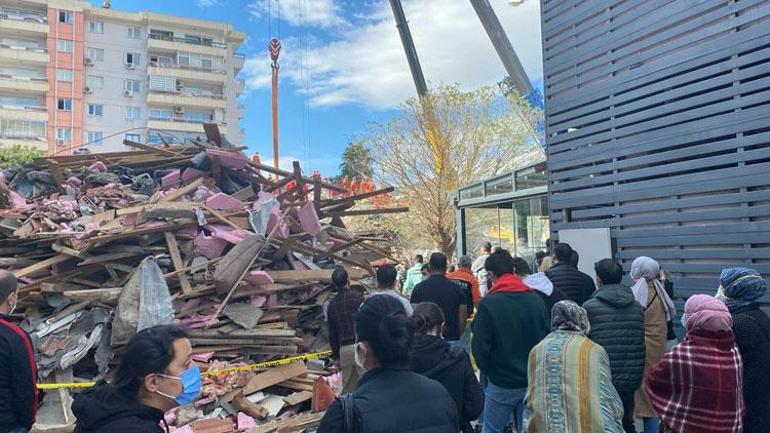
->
[[0, 144, 41, 168], [339, 138, 373, 181]]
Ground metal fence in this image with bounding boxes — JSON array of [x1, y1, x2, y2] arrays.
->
[[541, 0, 770, 300]]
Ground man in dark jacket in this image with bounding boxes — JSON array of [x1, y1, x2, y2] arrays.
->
[[411, 253, 469, 342], [326, 266, 364, 393], [583, 258, 645, 433], [472, 249, 548, 433], [545, 243, 596, 305], [0, 271, 37, 433]]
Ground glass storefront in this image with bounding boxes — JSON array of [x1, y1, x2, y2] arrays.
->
[[463, 196, 550, 265]]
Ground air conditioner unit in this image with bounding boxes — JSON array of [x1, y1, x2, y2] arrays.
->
[[124, 90, 134, 97], [56, 139, 65, 146], [125, 63, 135, 70], [174, 106, 185, 114], [83, 86, 92, 94], [84, 58, 93, 66]]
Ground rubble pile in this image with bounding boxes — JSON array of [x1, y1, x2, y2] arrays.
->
[[0, 127, 406, 432]]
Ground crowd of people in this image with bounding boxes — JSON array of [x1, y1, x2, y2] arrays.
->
[[1, 240, 768, 433]]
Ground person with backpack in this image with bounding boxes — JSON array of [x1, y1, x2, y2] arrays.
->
[[318, 295, 458, 433]]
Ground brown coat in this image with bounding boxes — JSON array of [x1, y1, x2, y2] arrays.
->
[[635, 281, 668, 418]]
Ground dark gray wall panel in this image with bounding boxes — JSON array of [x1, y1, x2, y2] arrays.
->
[[542, 0, 770, 302]]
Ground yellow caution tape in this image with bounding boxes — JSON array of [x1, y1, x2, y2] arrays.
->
[[37, 350, 333, 390]]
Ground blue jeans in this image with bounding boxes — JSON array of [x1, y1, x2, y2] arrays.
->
[[481, 381, 526, 433], [643, 417, 660, 433]]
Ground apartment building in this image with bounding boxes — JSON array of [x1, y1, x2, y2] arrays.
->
[[0, 0, 245, 155]]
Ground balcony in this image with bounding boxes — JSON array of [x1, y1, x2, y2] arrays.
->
[[0, 137, 47, 151], [0, 75, 47, 94], [0, 12, 48, 36], [233, 53, 245, 72], [234, 79, 245, 95], [148, 118, 227, 134], [148, 62, 226, 84], [148, 91, 226, 109], [0, 45, 48, 65], [148, 34, 226, 57], [0, 105, 47, 122]]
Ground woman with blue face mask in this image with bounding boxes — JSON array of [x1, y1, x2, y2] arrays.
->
[[72, 325, 200, 433]]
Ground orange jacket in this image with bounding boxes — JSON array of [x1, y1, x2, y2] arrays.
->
[[446, 268, 481, 306]]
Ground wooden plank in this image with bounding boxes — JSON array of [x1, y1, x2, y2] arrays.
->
[[203, 122, 223, 147], [77, 251, 143, 266], [283, 391, 312, 406], [233, 394, 269, 419], [323, 207, 409, 218], [14, 254, 70, 278], [165, 232, 193, 295], [46, 160, 67, 194], [61, 287, 122, 303], [267, 269, 365, 284], [157, 177, 205, 203], [123, 139, 179, 157], [241, 361, 307, 396], [292, 161, 304, 203]]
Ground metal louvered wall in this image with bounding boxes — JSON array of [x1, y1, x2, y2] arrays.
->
[[542, 0, 770, 299]]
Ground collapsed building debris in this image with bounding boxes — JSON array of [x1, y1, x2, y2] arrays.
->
[[0, 125, 406, 432]]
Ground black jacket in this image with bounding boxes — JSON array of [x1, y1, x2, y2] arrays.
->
[[731, 304, 770, 433], [582, 284, 646, 393], [410, 335, 483, 433], [0, 315, 37, 433], [411, 275, 468, 341], [72, 385, 167, 433], [471, 290, 549, 389], [545, 263, 596, 306], [318, 367, 458, 433]]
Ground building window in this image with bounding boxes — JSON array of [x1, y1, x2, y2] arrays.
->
[[87, 104, 103, 116], [88, 20, 104, 34], [86, 131, 103, 145], [56, 69, 73, 82], [57, 98, 72, 111], [125, 52, 141, 66], [87, 75, 104, 90], [124, 79, 141, 93], [0, 119, 45, 139], [125, 133, 142, 143], [56, 127, 72, 141], [86, 48, 104, 62], [56, 40, 73, 53], [127, 27, 141, 39], [125, 106, 141, 121], [149, 109, 173, 120], [185, 111, 212, 123], [58, 11, 73, 24]]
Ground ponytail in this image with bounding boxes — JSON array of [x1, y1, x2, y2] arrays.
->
[[411, 302, 445, 336]]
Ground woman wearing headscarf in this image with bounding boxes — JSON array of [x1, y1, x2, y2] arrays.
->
[[524, 301, 625, 433], [718, 268, 770, 433], [630, 256, 676, 433], [646, 295, 745, 433]]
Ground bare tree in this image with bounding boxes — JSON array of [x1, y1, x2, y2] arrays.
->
[[363, 84, 534, 256]]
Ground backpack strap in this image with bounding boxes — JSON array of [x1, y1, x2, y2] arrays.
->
[[339, 393, 356, 433]]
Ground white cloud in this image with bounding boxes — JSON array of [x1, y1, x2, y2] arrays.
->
[[195, 0, 219, 7], [242, 0, 543, 109], [249, 0, 347, 28]]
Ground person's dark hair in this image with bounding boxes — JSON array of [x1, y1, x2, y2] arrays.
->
[[569, 250, 580, 267], [376, 264, 398, 289], [535, 251, 546, 266], [331, 266, 349, 290], [482, 242, 492, 253], [428, 252, 448, 273], [355, 295, 413, 368], [0, 271, 17, 304], [112, 325, 189, 397], [594, 259, 623, 284], [512, 257, 532, 276], [484, 249, 515, 278], [414, 254, 424, 264], [412, 302, 445, 336], [553, 242, 573, 263]]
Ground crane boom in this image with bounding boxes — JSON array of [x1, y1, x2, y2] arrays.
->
[[388, 0, 429, 97]]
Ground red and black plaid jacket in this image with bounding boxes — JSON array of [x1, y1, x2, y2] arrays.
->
[[647, 329, 745, 433], [0, 314, 38, 432], [327, 288, 364, 359]]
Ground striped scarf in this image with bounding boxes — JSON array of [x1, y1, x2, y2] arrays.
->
[[646, 330, 745, 433]]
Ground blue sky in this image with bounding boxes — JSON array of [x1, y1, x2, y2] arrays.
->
[[90, 0, 543, 176]]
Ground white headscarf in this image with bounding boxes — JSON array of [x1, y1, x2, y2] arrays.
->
[[630, 256, 676, 321]]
